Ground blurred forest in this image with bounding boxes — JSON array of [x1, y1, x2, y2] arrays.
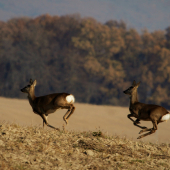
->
[[0, 14, 170, 108]]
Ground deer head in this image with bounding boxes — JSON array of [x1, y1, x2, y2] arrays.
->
[[21, 79, 37, 94], [123, 80, 140, 95]]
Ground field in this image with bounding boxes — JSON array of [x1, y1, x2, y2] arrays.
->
[[1, 97, 170, 143], [0, 97, 170, 169]]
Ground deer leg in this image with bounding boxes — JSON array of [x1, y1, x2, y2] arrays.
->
[[139, 119, 158, 134], [137, 129, 156, 139], [66, 105, 75, 120], [63, 109, 71, 125], [128, 114, 140, 124], [127, 114, 146, 129], [63, 105, 75, 125], [134, 118, 140, 124], [127, 114, 136, 122], [43, 115, 48, 128], [41, 114, 60, 131], [139, 127, 152, 134], [137, 120, 157, 139], [134, 123, 147, 129]]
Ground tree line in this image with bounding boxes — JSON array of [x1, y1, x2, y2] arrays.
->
[[0, 14, 170, 108]]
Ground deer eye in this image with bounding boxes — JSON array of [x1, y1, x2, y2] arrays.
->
[[129, 87, 133, 90]]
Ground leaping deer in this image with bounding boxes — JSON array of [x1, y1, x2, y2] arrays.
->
[[123, 80, 170, 139], [21, 79, 75, 130]]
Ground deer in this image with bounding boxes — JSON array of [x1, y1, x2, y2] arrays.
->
[[21, 79, 75, 131], [123, 80, 170, 139]]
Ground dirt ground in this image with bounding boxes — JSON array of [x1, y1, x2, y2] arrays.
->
[[0, 97, 170, 143]]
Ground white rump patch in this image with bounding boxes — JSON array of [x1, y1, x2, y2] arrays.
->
[[66, 94, 75, 104], [161, 114, 170, 121]]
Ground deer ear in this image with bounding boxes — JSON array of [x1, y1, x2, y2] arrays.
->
[[30, 79, 33, 84], [33, 80, 37, 87], [132, 80, 136, 86], [136, 81, 141, 87]]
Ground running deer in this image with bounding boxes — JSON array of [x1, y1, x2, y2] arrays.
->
[[123, 80, 170, 139], [21, 79, 75, 130]]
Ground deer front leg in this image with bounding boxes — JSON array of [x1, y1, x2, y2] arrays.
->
[[127, 114, 135, 122], [127, 114, 146, 129], [43, 115, 48, 128], [134, 118, 140, 124], [127, 114, 140, 124], [40, 114, 60, 131]]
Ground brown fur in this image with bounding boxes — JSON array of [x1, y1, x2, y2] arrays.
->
[[123, 80, 169, 139], [21, 79, 75, 130]]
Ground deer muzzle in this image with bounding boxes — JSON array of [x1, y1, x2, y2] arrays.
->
[[20, 88, 26, 93]]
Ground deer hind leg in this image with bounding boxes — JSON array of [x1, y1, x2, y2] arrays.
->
[[137, 120, 157, 139], [139, 127, 152, 134], [63, 109, 70, 125], [66, 105, 75, 121], [63, 105, 75, 125]]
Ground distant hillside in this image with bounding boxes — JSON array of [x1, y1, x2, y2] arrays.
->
[[0, 15, 170, 108], [0, 0, 170, 32]]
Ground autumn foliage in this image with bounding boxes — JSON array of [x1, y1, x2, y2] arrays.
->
[[0, 14, 170, 108]]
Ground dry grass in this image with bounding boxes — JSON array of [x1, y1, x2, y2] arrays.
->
[[0, 123, 170, 170]]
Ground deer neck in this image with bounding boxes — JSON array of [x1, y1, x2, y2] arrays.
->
[[27, 90, 36, 106], [130, 89, 138, 105]]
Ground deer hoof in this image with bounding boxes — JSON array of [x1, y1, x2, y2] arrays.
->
[[65, 120, 68, 125], [63, 118, 68, 125], [139, 130, 144, 134], [56, 128, 60, 131], [137, 136, 142, 139]]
